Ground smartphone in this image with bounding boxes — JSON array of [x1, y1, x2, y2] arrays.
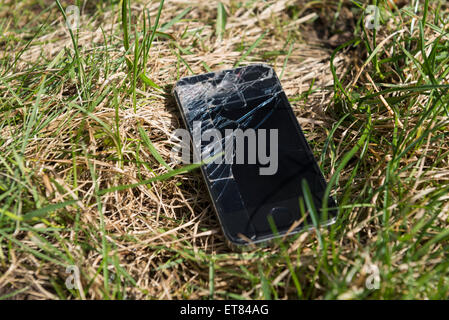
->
[[173, 64, 337, 245]]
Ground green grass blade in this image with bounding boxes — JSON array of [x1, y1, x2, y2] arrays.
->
[[22, 200, 78, 221], [98, 162, 202, 195], [216, 2, 227, 41], [234, 31, 267, 67], [138, 125, 171, 170], [160, 7, 191, 32]]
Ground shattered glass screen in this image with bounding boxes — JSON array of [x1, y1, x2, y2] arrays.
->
[[174, 64, 337, 245]]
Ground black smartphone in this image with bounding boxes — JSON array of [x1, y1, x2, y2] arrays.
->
[[173, 64, 337, 245]]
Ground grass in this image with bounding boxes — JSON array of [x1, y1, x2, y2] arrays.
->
[[0, 0, 448, 299]]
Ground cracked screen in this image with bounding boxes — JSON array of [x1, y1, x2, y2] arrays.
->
[[173, 64, 337, 245]]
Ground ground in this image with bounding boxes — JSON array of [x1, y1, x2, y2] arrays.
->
[[0, 0, 449, 299]]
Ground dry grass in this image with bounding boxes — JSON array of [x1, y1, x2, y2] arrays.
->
[[1, 0, 449, 299]]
